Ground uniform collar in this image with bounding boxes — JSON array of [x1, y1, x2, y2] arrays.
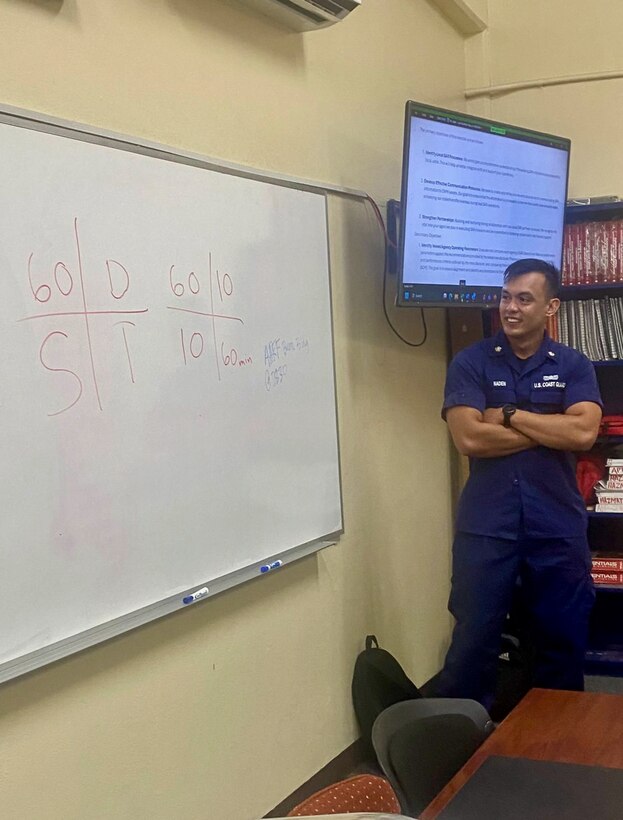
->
[[488, 330, 557, 374]]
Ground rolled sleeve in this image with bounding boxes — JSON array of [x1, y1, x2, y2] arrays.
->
[[442, 350, 486, 420]]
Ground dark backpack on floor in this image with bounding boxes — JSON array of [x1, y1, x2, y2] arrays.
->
[[352, 634, 422, 761]]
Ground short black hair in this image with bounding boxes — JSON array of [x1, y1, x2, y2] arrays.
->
[[503, 258, 560, 298]]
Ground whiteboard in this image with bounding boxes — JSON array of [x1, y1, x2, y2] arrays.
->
[[0, 115, 342, 682]]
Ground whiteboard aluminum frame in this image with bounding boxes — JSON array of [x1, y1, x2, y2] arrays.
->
[[0, 534, 341, 685], [0, 103, 345, 684], [0, 103, 367, 198]]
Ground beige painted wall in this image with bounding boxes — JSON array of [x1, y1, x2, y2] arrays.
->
[[466, 0, 623, 197], [0, 2, 465, 818]]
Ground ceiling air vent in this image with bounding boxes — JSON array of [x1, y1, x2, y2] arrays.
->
[[238, 0, 361, 31]]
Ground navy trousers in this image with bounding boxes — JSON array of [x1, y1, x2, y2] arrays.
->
[[435, 530, 595, 709]]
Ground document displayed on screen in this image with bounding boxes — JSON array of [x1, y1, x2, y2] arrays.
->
[[400, 106, 570, 306]]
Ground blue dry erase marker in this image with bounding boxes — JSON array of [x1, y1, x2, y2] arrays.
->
[[259, 560, 283, 573], [183, 586, 209, 604]]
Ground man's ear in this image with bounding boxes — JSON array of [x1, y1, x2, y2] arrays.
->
[[546, 297, 561, 316]]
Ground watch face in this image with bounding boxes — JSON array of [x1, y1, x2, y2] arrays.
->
[[503, 404, 516, 426]]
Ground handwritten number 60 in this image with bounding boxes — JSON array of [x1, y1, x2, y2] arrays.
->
[[170, 265, 200, 297], [28, 255, 76, 303], [221, 342, 238, 366]]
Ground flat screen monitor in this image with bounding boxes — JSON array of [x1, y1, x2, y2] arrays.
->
[[398, 101, 571, 308]]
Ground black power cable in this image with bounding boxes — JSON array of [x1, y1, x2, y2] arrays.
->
[[365, 194, 427, 347]]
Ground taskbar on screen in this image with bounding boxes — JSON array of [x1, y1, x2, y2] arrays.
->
[[398, 282, 501, 308]]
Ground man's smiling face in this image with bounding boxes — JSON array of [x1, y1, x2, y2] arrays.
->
[[499, 271, 560, 346]]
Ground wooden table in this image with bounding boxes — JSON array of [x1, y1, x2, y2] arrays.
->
[[420, 688, 623, 819]]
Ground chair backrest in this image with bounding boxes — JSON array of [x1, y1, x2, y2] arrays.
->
[[287, 773, 401, 816], [371, 698, 493, 816]]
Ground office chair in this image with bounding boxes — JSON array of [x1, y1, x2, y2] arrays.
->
[[287, 773, 401, 815], [371, 698, 494, 817]]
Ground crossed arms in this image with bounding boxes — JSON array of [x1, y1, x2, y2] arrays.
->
[[446, 402, 602, 459]]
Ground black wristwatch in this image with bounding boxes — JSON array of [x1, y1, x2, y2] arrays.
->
[[502, 404, 517, 428]]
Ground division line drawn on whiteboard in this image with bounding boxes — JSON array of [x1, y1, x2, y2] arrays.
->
[[74, 217, 100, 410], [20, 217, 149, 415], [19, 307, 148, 322], [167, 252, 252, 382], [168, 306, 244, 324], [209, 253, 221, 381]]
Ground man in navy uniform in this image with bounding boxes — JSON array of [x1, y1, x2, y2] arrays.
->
[[437, 258, 602, 708]]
